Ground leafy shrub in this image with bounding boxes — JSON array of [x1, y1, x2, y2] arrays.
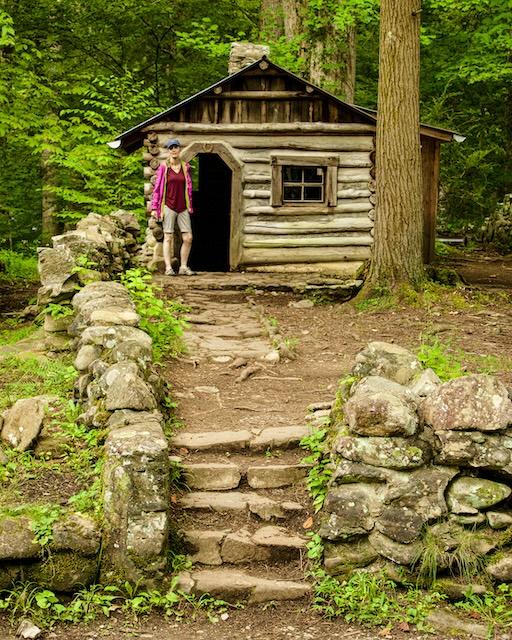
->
[[0, 250, 38, 282], [120, 268, 188, 361]]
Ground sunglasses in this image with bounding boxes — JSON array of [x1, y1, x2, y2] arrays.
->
[[168, 145, 181, 149]]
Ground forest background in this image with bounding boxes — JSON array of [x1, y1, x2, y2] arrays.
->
[[0, 0, 510, 253]]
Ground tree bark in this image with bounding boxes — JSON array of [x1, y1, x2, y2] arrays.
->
[[260, 0, 284, 40], [41, 148, 59, 245], [363, 0, 424, 292], [308, 22, 356, 102]]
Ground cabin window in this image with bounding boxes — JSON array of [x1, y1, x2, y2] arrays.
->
[[271, 155, 338, 208], [282, 166, 325, 203]]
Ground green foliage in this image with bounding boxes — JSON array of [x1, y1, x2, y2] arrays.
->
[[0, 579, 239, 628], [418, 334, 512, 380], [354, 286, 396, 313], [312, 569, 444, 628], [0, 250, 38, 282], [300, 427, 333, 513], [41, 303, 74, 319], [417, 336, 465, 381], [120, 268, 188, 361], [0, 321, 37, 346], [0, 355, 77, 411], [0, 504, 62, 547], [454, 583, 512, 631]]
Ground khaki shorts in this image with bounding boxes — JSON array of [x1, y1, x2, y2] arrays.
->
[[163, 206, 192, 234]]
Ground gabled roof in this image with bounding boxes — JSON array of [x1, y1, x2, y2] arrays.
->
[[109, 57, 463, 152]]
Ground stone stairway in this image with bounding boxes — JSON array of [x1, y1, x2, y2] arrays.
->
[[172, 425, 314, 603], [163, 277, 322, 604]]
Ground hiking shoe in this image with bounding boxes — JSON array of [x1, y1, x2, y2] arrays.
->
[[165, 267, 177, 276], [179, 265, 195, 276]]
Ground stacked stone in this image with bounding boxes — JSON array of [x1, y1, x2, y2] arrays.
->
[[0, 211, 171, 591], [37, 210, 140, 352], [138, 218, 165, 272], [0, 512, 101, 592], [320, 342, 512, 588], [71, 281, 170, 586]]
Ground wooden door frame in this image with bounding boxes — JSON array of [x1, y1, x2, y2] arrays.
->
[[181, 141, 243, 270]]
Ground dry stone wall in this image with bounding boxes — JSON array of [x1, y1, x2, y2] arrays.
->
[[0, 210, 171, 590], [320, 342, 512, 589]]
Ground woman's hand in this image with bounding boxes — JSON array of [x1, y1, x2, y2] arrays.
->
[[151, 210, 158, 219]]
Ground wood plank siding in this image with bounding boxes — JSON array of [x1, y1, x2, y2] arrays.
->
[[139, 60, 444, 273]]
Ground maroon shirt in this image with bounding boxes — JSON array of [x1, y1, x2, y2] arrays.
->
[[165, 166, 187, 213]]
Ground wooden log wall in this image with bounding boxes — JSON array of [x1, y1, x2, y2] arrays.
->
[[141, 127, 376, 272]]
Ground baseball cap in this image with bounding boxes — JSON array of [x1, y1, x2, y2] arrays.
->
[[164, 138, 181, 148]]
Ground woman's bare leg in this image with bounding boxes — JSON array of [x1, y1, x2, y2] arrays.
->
[[163, 232, 174, 271], [180, 232, 193, 267]]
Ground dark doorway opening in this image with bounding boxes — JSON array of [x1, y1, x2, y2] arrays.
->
[[189, 153, 232, 272]]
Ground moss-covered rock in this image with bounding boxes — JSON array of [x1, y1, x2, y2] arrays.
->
[[447, 477, 511, 514], [26, 551, 98, 592], [0, 515, 40, 559], [335, 435, 430, 469], [324, 537, 378, 576]]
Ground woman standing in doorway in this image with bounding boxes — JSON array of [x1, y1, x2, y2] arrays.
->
[[151, 138, 195, 275]]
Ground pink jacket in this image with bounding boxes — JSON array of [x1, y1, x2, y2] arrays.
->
[[150, 161, 194, 218]]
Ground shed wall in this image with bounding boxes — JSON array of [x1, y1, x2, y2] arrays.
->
[[143, 129, 376, 276]]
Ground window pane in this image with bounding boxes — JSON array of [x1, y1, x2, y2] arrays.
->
[[304, 186, 323, 201], [283, 166, 302, 182], [303, 166, 323, 183], [283, 185, 302, 200]]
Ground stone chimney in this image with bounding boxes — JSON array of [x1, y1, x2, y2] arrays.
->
[[228, 42, 270, 74]]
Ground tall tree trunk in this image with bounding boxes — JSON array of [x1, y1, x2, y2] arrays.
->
[[41, 148, 59, 245], [308, 23, 356, 102], [364, 0, 424, 291], [260, 0, 284, 40], [282, 0, 302, 40]]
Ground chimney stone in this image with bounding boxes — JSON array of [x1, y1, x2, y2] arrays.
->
[[228, 42, 270, 74]]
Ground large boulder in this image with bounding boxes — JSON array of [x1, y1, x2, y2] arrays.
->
[[26, 552, 98, 592], [0, 516, 40, 559], [323, 538, 378, 575], [352, 342, 422, 385], [486, 554, 512, 582], [51, 513, 101, 556], [72, 281, 132, 310], [344, 376, 418, 437], [433, 430, 512, 476], [37, 246, 78, 303], [1, 395, 59, 451], [98, 362, 157, 411], [336, 435, 430, 469], [383, 466, 458, 521], [319, 485, 378, 540], [446, 477, 511, 514], [375, 505, 423, 543], [368, 531, 421, 566], [421, 374, 512, 432]]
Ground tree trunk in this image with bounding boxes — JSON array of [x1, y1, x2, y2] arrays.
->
[[260, 0, 284, 40], [308, 23, 356, 102], [41, 148, 59, 245], [364, 0, 424, 291]]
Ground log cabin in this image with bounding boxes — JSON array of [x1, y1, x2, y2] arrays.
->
[[109, 44, 464, 277]]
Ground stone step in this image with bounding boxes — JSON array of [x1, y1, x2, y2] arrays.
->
[[184, 525, 307, 566], [171, 425, 311, 453], [182, 462, 310, 490], [179, 491, 304, 521], [178, 568, 310, 604]]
